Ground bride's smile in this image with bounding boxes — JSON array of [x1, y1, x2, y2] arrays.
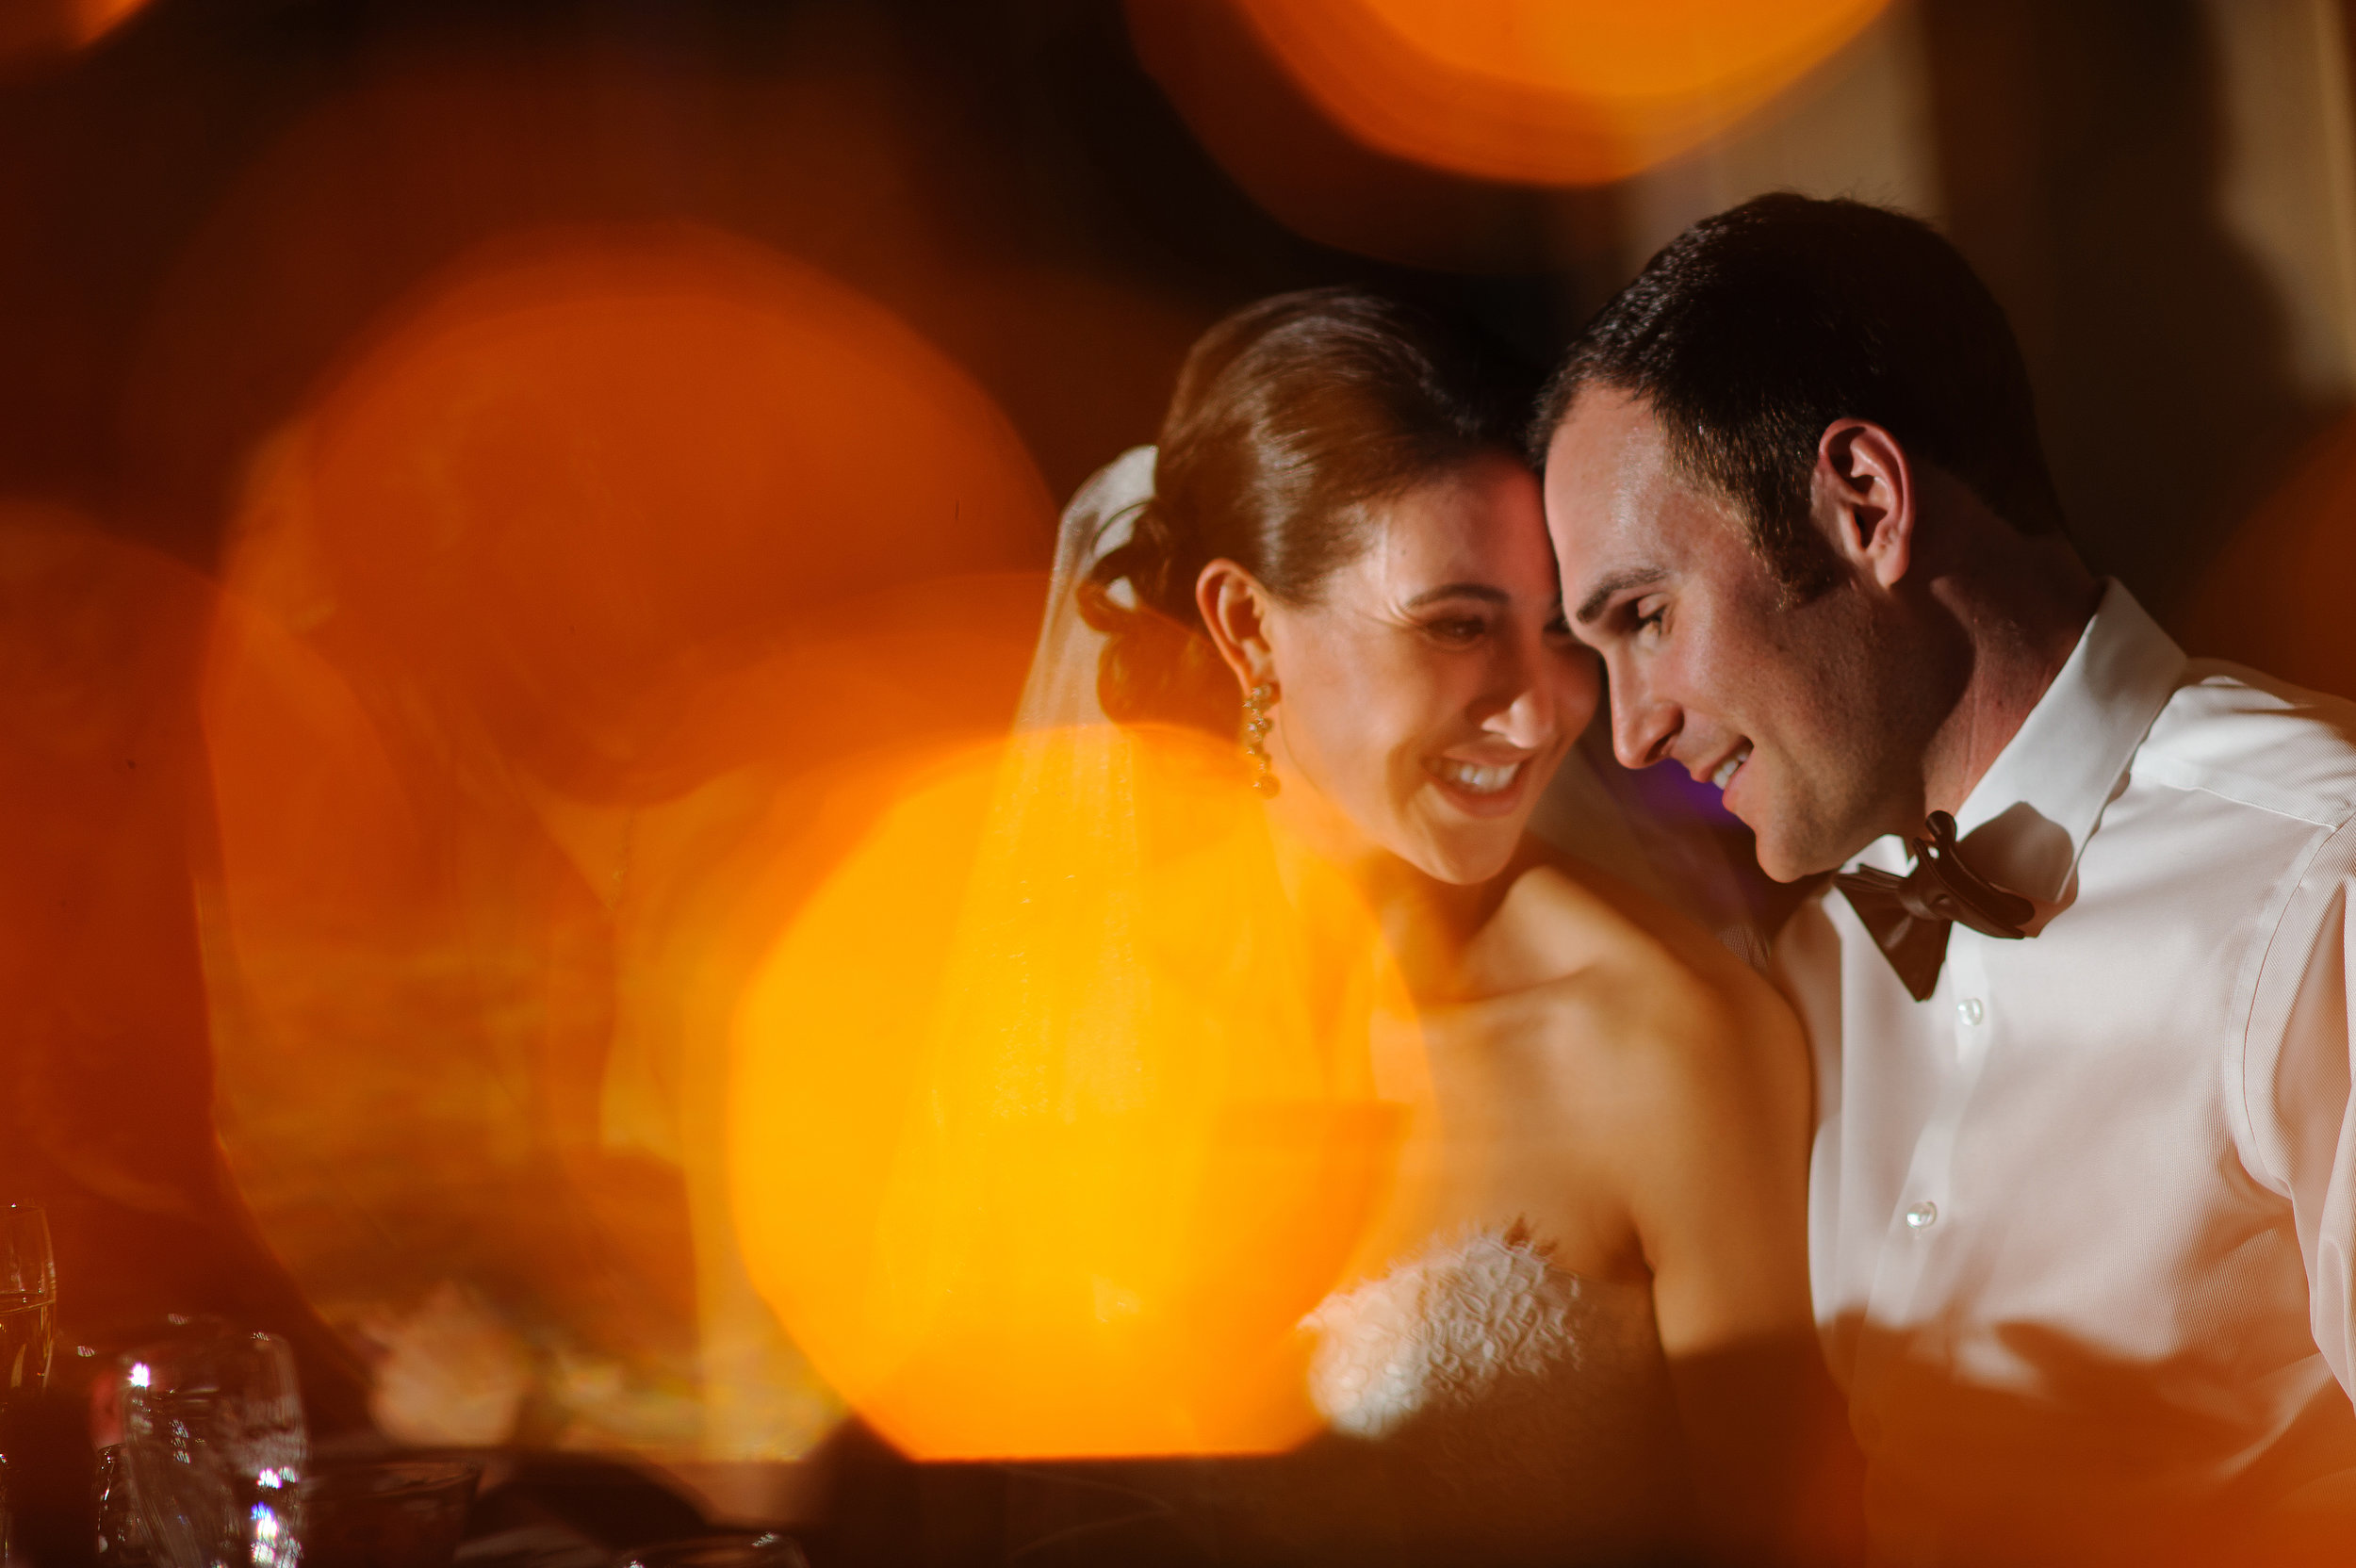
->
[[1424, 752, 1530, 806], [1199, 449, 1599, 888]]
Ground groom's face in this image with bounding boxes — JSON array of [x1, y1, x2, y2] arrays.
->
[[1542, 387, 1912, 881]]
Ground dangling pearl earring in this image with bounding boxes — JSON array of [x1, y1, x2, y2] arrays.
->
[[1242, 682, 1279, 797]]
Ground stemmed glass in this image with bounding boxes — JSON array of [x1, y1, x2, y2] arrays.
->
[[0, 1204, 53, 1399], [121, 1324, 308, 1568], [0, 1204, 57, 1563]]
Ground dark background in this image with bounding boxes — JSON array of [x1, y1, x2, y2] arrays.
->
[[0, 0, 2348, 1497], [1, 0, 2336, 605]]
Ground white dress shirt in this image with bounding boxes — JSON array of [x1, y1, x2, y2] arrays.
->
[[1777, 580, 2356, 1562]]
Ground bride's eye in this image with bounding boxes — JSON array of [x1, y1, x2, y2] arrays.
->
[[1421, 616, 1489, 645]]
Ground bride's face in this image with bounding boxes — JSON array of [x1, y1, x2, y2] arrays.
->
[[1250, 452, 1597, 885]]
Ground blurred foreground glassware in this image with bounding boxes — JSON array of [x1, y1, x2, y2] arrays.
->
[[92, 1358, 153, 1568], [617, 1535, 808, 1568], [93, 1439, 153, 1568], [0, 1207, 52, 1396], [299, 1460, 478, 1568], [120, 1327, 306, 1568], [0, 1204, 56, 1567]]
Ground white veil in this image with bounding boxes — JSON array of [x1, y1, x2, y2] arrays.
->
[[1015, 446, 1156, 733], [1016, 447, 1726, 924]]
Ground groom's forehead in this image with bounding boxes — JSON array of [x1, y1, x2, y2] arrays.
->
[[1545, 391, 1738, 569], [1546, 388, 1689, 527]]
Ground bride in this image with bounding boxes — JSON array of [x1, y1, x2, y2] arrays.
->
[[1035, 288, 1837, 1563]]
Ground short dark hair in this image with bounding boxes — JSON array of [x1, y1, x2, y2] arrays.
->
[[1530, 193, 2066, 596], [1082, 287, 1517, 731]]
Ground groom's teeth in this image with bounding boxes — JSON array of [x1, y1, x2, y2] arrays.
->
[[1436, 760, 1523, 795], [1711, 746, 1752, 791]]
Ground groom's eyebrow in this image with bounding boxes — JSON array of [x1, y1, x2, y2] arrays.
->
[[1575, 567, 1666, 626]]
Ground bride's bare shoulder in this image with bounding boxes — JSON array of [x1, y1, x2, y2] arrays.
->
[[1473, 856, 1807, 1120], [1478, 856, 1741, 998]]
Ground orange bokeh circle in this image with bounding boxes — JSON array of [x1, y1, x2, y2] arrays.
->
[[1219, 0, 1890, 187], [731, 725, 1410, 1458], [259, 225, 1053, 801]]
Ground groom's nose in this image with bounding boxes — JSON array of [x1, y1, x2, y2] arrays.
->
[[1609, 677, 1679, 772]]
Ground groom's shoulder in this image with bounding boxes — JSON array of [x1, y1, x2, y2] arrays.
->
[[2135, 659, 2356, 828]]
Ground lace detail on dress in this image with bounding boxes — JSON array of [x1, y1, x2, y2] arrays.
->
[[1302, 1226, 1584, 1439], [1282, 1224, 1692, 1560]]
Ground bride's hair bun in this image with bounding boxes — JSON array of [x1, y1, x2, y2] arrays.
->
[[1079, 287, 1517, 733]]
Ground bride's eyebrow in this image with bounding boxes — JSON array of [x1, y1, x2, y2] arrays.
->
[[1401, 582, 1508, 609]]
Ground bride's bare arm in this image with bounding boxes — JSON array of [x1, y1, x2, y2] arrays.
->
[[1482, 865, 1856, 1563]]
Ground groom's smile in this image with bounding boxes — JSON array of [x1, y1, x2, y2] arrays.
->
[[1539, 385, 1919, 882]]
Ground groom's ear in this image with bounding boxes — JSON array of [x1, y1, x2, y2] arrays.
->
[[1196, 559, 1278, 690], [1813, 419, 1915, 590]]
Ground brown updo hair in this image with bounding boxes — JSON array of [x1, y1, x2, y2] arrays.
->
[[1079, 287, 1521, 732]]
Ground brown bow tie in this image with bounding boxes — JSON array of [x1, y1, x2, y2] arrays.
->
[[1835, 811, 2037, 1002]]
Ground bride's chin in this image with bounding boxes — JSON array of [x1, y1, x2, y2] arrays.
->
[[1407, 825, 1521, 888]]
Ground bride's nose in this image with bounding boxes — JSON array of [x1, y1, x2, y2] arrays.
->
[[1477, 649, 1564, 750]]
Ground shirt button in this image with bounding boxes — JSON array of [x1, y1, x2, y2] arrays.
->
[[1905, 1200, 1939, 1231], [1957, 997, 1985, 1026]]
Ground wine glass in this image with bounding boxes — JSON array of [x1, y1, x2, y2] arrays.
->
[[121, 1324, 307, 1568], [0, 1203, 56, 1563], [0, 1204, 54, 1400]]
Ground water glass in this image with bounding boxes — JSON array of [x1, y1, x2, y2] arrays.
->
[[0, 1203, 56, 1566], [0, 1205, 54, 1397], [120, 1327, 307, 1568], [93, 1440, 153, 1568]]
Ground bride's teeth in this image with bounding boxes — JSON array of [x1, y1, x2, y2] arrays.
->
[[1711, 746, 1751, 791], [1437, 760, 1523, 795]]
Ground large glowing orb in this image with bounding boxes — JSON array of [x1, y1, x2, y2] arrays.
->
[[731, 725, 1409, 1458], [1215, 0, 1890, 187], [0, 0, 148, 58]]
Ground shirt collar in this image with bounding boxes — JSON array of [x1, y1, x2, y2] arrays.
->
[[1937, 579, 2185, 902]]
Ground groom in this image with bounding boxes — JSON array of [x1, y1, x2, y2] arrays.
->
[[1537, 193, 2356, 1563]]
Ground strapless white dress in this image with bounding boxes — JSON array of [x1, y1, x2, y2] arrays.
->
[[1266, 1226, 1694, 1564]]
